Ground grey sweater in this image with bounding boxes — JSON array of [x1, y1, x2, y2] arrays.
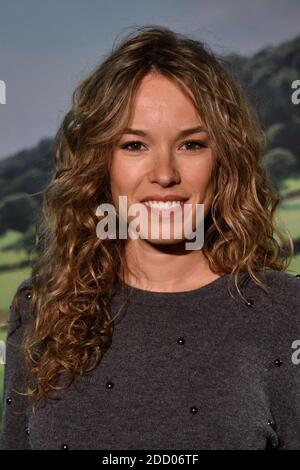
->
[[1, 269, 300, 450]]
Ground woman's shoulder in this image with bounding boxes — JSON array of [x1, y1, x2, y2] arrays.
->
[[242, 268, 300, 321], [257, 268, 300, 296], [243, 268, 300, 294], [235, 270, 300, 368], [258, 268, 300, 283], [7, 277, 35, 338]]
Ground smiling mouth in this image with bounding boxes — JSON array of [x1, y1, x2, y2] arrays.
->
[[140, 200, 191, 216]]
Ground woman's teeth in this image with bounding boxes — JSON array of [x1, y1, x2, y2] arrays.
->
[[143, 200, 183, 209]]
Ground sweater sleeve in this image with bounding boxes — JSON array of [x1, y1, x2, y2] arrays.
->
[[266, 272, 300, 449], [0, 278, 34, 450]]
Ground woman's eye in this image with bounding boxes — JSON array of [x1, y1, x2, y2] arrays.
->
[[120, 140, 206, 153], [181, 140, 206, 151], [120, 141, 145, 152]]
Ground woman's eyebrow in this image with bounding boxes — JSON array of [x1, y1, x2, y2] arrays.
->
[[121, 126, 208, 138]]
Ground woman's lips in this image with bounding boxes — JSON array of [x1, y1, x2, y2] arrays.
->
[[141, 200, 189, 217]]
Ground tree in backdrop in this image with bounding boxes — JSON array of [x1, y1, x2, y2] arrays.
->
[[262, 148, 297, 191]]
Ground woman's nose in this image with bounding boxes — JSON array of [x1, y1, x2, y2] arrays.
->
[[148, 154, 181, 186]]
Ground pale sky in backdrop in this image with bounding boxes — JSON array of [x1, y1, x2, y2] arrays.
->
[[0, 0, 300, 159]]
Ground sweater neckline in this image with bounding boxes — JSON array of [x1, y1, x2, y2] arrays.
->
[[118, 272, 229, 301]]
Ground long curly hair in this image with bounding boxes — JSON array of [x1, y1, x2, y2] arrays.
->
[[8, 25, 294, 412]]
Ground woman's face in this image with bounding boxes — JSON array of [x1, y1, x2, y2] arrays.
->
[[110, 72, 215, 247]]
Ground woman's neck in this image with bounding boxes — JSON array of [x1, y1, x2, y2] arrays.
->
[[122, 239, 222, 292]]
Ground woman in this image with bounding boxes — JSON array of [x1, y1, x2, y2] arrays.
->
[[1, 25, 300, 450]]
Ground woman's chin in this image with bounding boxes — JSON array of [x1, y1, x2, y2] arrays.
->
[[132, 231, 187, 246]]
